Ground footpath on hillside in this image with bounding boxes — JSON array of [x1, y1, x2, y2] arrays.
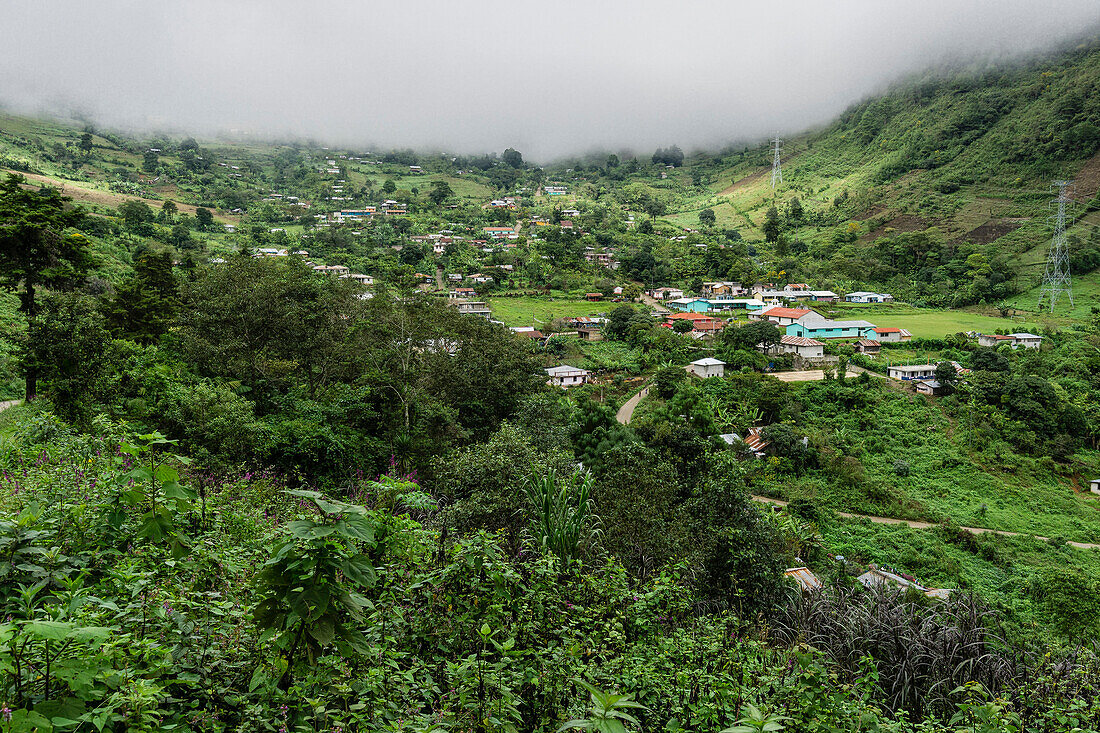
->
[[751, 495, 1100, 551], [616, 387, 648, 425]]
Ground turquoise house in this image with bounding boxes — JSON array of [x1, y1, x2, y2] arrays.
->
[[786, 318, 877, 340], [668, 298, 714, 313]]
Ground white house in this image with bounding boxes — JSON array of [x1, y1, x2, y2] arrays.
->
[[688, 357, 726, 378], [1090, 478, 1100, 496], [873, 327, 911, 343], [546, 365, 590, 388], [1009, 333, 1043, 349], [978, 333, 1043, 350], [845, 291, 895, 303], [887, 364, 936, 381]]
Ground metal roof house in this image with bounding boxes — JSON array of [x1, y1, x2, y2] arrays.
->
[[786, 315, 877, 340], [688, 357, 726, 378], [545, 365, 591, 388], [887, 364, 936, 381]]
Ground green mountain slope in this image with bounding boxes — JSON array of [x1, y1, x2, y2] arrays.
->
[[686, 37, 1100, 310]]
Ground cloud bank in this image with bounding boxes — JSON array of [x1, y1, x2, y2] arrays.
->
[[1, 0, 1097, 159]]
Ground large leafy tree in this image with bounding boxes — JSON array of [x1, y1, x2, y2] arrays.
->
[[0, 173, 91, 399]]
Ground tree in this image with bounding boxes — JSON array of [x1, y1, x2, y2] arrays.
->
[[428, 179, 454, 205], [103, 249, 179, 344], [118, 200, 156, 234], [20, 293, 110, 426], [78, 132, 93, 154], [762, 206, 781, 243], [161, 200, 178, 221], [0, 174, 91, 400], [788, 197, 804, 222], [606, 154, 620, 169], [502, 148, 524, 169], [143, 150, 159, 172], [722, 320, 781, 353], [673, 319, 694, 334], [381, 179, 397, 194], [699, 208, 717, 227], [934, 360, 958, 392], [194, 207, 214, 230]]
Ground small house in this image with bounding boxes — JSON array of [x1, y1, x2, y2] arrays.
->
[[455, 301, 492, 319], [845, 291, 894, 303], [719, 427, 769, 457], [1090, 478, 1100, 496], [772, 334, 825, 359], [585, 292, 603, 302], [546, 365, 590, 388], [887, 364, 936, 381], [1009, 332, 1043, 350], [688, 357, 726, 379], [853, 339, 881, 356], [873, 327, 911, 343], [915, 379, 949, 396], [576, 326, 604, 341], [977, 334, 1015, 348]]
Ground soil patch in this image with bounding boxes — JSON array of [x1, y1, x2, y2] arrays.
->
[[1073, 150, 1100, 200], [963, 219, 1024, 245], [854, 203, 887, 220], [2, 168, 238, 223], [862, 214, 928, 241]]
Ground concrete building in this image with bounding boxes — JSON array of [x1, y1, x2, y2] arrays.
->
[[887, 364, 936, 381], [688, 357, 726, 378]]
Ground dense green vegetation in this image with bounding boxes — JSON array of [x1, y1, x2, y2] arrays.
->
[[3, 35, 1100, 733]]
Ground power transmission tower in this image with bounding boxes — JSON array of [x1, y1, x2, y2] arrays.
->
[[1038, 180, 1074, 313], [770, 133, 783, 189]]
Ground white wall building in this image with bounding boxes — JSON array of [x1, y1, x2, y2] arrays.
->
[[688, 358, 726, 378]]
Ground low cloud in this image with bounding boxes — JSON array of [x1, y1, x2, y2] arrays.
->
[[1, 1, 1097, 159]]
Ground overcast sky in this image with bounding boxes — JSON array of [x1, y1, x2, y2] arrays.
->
[[1, 1, 1098, 160]]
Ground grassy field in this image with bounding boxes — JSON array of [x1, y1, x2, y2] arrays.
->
[[816, 304, 1050, 338], [487, 296, 608, 327]]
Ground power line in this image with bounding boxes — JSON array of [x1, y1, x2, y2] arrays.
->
[[1037, 180, 1074, 313], [770, 133, 783, 189]]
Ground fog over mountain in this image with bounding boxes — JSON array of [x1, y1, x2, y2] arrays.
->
[[1, 0, 1098, 159]]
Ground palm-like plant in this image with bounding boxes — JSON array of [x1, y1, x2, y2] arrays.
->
[[525, 467, 602, 567], [559, 679, 647, 733], [721, 703, 790, 732]]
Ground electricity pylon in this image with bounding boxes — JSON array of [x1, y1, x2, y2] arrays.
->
[[1037, 180, 1074, 313]]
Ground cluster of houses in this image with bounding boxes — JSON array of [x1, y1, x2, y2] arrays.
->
[[648, 283, 897, 316]]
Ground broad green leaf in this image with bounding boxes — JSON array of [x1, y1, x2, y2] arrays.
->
[[308, 617, 335, 646], [26, 620, 75, 640]]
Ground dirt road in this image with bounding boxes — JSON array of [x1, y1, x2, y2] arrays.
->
[[771, 369, 862, 382], [751, 495, 1100, 550]]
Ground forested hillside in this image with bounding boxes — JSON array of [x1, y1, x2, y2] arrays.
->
[[2, 35, 1100, 733]]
